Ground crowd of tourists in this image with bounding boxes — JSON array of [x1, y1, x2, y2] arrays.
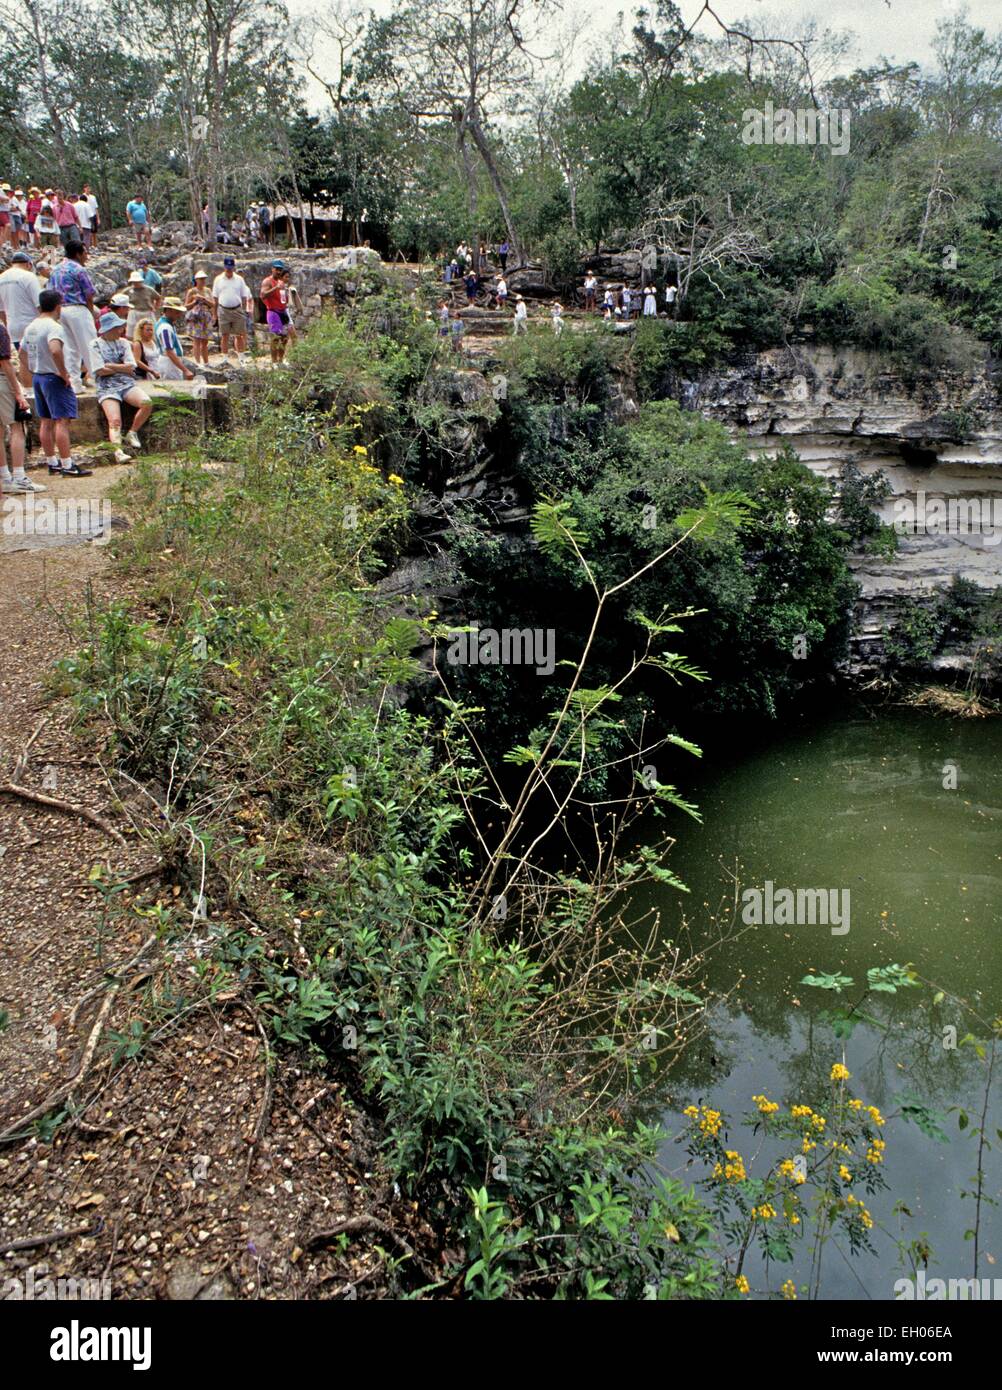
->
[[0, 216, 302, 491]]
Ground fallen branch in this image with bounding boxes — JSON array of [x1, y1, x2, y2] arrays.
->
[[0, 782, 127, 846], [0, 1222, 97, 1255], [240, 1008, 274, 1191]]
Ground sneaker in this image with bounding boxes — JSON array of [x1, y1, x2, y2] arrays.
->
[[59, 462, 93, 477], [125, 431, 142, 450], [47, 459, 63, 474], [5, 475, 47, 492], [113, 448, 132, 464]]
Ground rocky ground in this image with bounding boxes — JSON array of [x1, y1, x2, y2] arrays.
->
[[0, 464, 442, 1301]]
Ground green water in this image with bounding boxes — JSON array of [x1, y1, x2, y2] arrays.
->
[[635, 706, 1002, 1300]]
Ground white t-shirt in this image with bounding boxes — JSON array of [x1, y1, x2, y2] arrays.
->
[[212, 272, 250, 309], [0, 266, 42, 340], [86, 194, 99, 223], [75, 199, 92, 229], [21, 315, 65, 375]]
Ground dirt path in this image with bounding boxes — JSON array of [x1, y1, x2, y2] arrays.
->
[[0, 466, 429, 1300]]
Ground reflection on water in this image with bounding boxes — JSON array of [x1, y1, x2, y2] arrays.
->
[[631, 708, 1002, 1299]]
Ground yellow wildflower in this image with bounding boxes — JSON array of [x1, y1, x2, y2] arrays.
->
[[838, 1165, 852, 1182], [781, 1278, 797, 1300], [388, 474, 404, 486], [735, 1274, 750, 1294], [751, 1203, 777, 1221], [752, 1094, 779, 1114], [791, 1105, 813, 1118], [830, 1063, 851, 1082], [866, 1105, 885, 1127]]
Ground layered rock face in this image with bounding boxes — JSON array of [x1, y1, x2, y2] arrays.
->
[[686, 345, 1002, 668]]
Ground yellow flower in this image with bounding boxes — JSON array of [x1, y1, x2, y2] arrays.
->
[[830, 1063, 851, 1082], [752, 1093, 779, 1114], [777, 1158, 806, 1185], [388, 473, 404, 486], [683, 1105, 699, 1119], [866, 1105, 885, 1127], [791, 1105, 813, 1118], [353, 444, 368, 455], [838, 1164, 852, 1182], [751, 1203, 776, 1221], [801, 1137, 816, 1154], [713, 1150, 747, 1182], [847, 1098, 863, 1111], [810, 1113, 827, 1131], [735, 1274, 750, 1294], [781, 1278, 797, 1300]]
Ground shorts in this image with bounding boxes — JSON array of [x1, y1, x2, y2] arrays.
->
[[96, 375, 139, 404], [32, 372, 78, 420], [217, 306, 246, 337], [0, 373, 15, 425], [266, 308, 289, 335]]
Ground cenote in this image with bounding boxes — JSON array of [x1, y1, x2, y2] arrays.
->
[[630, 703, 1002, 1300]]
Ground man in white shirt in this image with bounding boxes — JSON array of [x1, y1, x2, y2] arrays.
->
[[211, 256, 253, 360], [0, 252, 44, 345], [82, 185, 100, 246], [512, 294, 528, 335], [74, 194, 93, 247]]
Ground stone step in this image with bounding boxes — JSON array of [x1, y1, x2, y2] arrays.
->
[[25, 381, 231, 454]]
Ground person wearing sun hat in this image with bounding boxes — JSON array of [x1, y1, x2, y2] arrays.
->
[[125, 267, 160, 337], [10, 188, 25, 247], [93, 310, 153, 462], [26, 187, 42, 244], [152, 297, 195, 380], [184, 269, 213, 365]]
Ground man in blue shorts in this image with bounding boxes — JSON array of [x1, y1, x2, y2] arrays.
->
[[18, 289, 92, 476]]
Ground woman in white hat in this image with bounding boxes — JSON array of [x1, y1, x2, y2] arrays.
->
[[126, 268, 161, 338], [93, 311, 154, 461], [184, 270, 213, 365]]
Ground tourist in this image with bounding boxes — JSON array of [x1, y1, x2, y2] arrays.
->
[[184, 271, 214, 365], [0, 184, 11, 246], [152, 299, 195, 380], [583, 272, 597, 312], [35, 197, 58, 248], [551, 301, 564, 336], [664, 283, 678, 311], [93, 311, 153, 462], [259, 260, 292, 364], [211, 256, 252, 361], [603, 285, 615, 312], [495, 275, 508, 310], [82, 184, 100, 247], [126, 193, 152, 246], [0, 316, 40, 493], [125, 269, 160, 339], [512, 294, 528, 335], [18, 289, 92, 476], [0, 251, 43, 348], [259, 203, 271, 243], [132, 317, 159, 374], [643, 284, 657, 316], [621, 285, 632, 317], [498, 239, 509, 272], [478, 243, 488, 273], [54, 190, 80, 248], [436, 299, 450, 341], [450, 310, 464, 355], [10, 188, 25, 247], [464, 268, 478, 304], [25, 187, 42, 245], [139, 254, 163, 293], [46, 241, 99, 392], [74, 191, 94, 247]]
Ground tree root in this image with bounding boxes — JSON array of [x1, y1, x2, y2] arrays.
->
[[0, 781, 127, 846]]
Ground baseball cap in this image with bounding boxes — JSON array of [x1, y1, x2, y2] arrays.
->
[[223, 256, 236, 268], [12, 251, 32, 265], [98, 312, 127, 333], [270, 259, 287, 270]]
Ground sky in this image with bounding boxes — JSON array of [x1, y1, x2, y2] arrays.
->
[[293, 0, 1002, 110]]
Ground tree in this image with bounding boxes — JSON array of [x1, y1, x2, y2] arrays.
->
[[363, 0, 560, 264]]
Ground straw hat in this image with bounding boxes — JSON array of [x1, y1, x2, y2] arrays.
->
[[162, 296, 185, 311]]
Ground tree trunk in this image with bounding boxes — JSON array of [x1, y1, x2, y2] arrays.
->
[[467, 116, 521, 265]]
